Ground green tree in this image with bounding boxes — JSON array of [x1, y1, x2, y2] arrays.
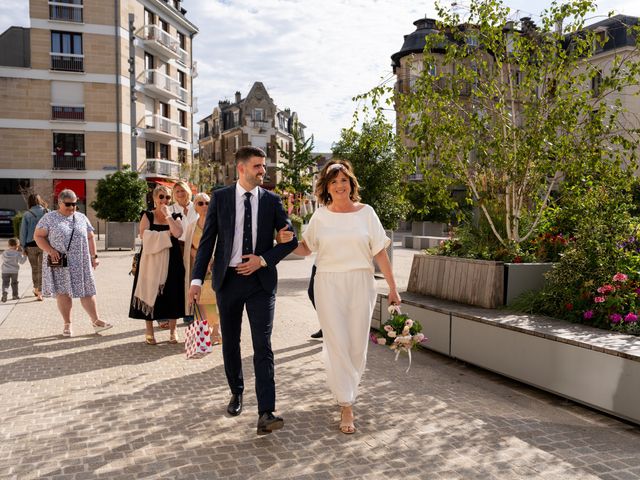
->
[[382, 0, 640, 253], [91, 166, 148, 222], [276, 121, 316, 195], [332, 117, 410, 230]]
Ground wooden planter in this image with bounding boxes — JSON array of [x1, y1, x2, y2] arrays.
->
[[408, 255, 554, 308], [408, 254, 504, 308]]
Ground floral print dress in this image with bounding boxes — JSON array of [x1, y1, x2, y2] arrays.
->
[[37, 211, 97, 298]]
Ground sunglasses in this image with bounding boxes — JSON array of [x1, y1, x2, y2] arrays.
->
[[63, 202, 77, 207], [157, 194, 170, 200], [196, 201, 209, 206]]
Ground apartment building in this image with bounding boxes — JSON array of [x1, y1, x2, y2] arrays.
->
[[391, 15, 640, 174], [0, 0, 198, 221], [197, 81, 305, 190]]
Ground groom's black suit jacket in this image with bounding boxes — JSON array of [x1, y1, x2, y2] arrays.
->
[[191, 183, 298, 293]]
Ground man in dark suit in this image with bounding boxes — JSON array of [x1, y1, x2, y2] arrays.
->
[[189, 146, 298, 435]]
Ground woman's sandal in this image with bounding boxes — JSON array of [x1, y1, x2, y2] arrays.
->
[[92, 320, 113, 334], [339, 407, 356, 434], [168, 331, 179, 344], [145, 334, 157, 345], [62, 324, 72, 337]]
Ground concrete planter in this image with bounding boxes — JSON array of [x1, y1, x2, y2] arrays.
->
[[411, 221, 448, 236], [373, 292, 640, 425], [504, 262, 554, 305], [105, 222, 137, 250]]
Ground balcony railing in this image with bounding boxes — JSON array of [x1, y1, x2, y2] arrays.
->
[[52, 106, 85, 121], [52, 153, 86, 170], [147, 114, 189, 143], [145, 158, 180, 178], [49, 2, 83, 22], [138, 25, 189, 63], [144, 69, 187, 102], [50, 53, 83, 72]]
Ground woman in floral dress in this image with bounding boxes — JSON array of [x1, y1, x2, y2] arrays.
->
[[34, 189, 113, 337]]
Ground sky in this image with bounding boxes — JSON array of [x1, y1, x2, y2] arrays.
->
[[1, 0, 640, 151]]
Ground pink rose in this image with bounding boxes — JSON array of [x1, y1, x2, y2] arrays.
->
[[405, 319, 414, 328], [624, 312, 638, 323], [594, 296, 606, 303], [612, 273, 628, 282], [376, 337, 387, 345], [384, 325, 394, 332]]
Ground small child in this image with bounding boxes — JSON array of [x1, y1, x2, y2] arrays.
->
[[2, 238, 27, 302]]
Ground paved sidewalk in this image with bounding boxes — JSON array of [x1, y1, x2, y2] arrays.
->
[[1, 242, 639, 479]]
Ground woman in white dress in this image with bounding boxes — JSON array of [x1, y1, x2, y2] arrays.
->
[[289, 160, 401, 434]]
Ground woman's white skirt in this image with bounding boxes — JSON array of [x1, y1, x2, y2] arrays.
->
[[314, 269, 377, 406]]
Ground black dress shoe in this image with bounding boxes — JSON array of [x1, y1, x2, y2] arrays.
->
[[310, 329, 323, 340], [227, 393, 242, 416], [257, 412, 284, 435]]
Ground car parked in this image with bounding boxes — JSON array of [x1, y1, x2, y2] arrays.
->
[[0, 209, 17, 237]]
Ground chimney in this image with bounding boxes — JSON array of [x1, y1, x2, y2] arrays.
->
[[235, 91, 241, 103]]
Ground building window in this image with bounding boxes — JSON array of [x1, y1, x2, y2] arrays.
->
[[592, 70, 603, 97], [53, 132, 85, 170], [233, 111, 239, 126], [159, 143, 169, 160], [144, 52, 154, 83], [177, 31, 186, 50], [52, 106, 84, 121], [160, 19, 169, 33], [234, 135, 239, 152], [178, 148, 187, 163], [178, 70, 186, 89], [49, 0, 83, 23], [0, 179, 30, 195], [178, 109, 187, 127], [51, 31, 83, 72], [159, 101, 169, 118], [146, 141, 156, 159], [253, 108, 264, 121], [144, 8, 155, 25]]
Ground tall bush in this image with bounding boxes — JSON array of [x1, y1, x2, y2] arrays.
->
[[90, 167, 148, 222]]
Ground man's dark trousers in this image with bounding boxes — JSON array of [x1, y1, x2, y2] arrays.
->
[[217, 268, 276, 413]]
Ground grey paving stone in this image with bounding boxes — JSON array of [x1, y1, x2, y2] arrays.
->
[[1, 244, 639, 479]]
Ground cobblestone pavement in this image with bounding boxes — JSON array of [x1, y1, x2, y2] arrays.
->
[[1, 240, 639, 480]]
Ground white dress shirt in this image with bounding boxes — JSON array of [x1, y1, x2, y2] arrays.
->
[[230, 184, 259, 267]]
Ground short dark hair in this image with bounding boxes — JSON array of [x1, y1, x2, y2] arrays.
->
[[8, 238, 18, 247], [236, 146, 266, 164]]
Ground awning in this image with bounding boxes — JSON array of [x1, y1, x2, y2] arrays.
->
[[53, 179, 86, 200]]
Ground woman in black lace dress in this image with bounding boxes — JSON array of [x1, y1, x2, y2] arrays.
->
[[129, 185, 185, 345]]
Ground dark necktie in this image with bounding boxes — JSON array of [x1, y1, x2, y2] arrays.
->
[[242, 192, 253, 260]]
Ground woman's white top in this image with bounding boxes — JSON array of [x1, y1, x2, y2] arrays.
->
[[169, 201, 197, 241], [302, 204, 390, 273]]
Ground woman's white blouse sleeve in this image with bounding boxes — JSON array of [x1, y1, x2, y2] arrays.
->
[[302, 212, 319, 252], [368, 207, 390, 255]]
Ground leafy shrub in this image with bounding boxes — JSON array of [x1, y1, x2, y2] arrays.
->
[[90, 167, 148, 222]]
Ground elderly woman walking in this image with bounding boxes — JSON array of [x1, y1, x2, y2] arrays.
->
[[34, 189, 112, 337]]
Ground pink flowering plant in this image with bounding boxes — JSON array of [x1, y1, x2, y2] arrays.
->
[[580, 272, 640, 334]]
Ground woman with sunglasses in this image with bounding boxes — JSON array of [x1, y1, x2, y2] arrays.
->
[[182, 192, 221, 344], [34, 189, 112, 337], [129, 185, 185, 345]]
